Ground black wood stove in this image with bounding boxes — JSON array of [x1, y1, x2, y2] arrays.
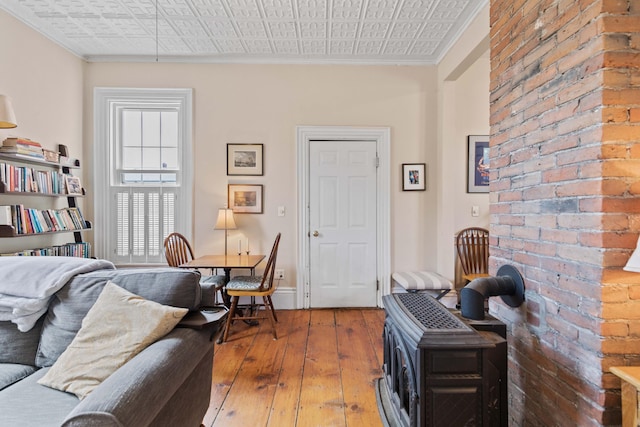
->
[[376, 293, 507, 427]]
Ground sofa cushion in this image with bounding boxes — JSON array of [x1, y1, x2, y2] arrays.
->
[[38, 282, 188, 399], [0, 367, 79, 427], [36, 268, 201, 367], [0, 363, 37, 391], [0, 318, 42, 365]]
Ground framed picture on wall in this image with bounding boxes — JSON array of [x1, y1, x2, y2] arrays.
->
[[467, 135, 490, 193], [227, 143, 263, 176], [402, 163, 426, 191], [228, 184, 263, 214]]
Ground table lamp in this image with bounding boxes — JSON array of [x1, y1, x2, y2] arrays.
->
[[214, 208, 237, 256], [0, 95, 17, 128]]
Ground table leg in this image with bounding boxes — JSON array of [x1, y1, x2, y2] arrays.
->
[[620, 380, 639, 427], [214, 268, 233, 344], [222, 268, 232, 308]]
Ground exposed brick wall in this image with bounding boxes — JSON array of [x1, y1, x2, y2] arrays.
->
[[489, 0, 640, 425]]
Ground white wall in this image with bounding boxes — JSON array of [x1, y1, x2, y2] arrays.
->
[[436, 4, 491, 284], [83, 63, 440, 293], [0, 10, 85, 255], [452, 54, 491, 229]]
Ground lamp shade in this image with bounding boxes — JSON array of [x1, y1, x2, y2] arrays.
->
[[624, 235, 640, 273], [214, 208, 237, 230], [0, 95, 17, 129]]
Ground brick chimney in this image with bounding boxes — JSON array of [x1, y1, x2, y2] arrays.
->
[[489, 0, 640, 425]]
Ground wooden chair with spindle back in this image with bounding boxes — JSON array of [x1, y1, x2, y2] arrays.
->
[[163, 232, 226, 307], [455, 227, 490, 283], [222, 233, 281, 342]]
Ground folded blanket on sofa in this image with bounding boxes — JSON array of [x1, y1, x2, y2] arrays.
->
[[0, 257, 115, 332]]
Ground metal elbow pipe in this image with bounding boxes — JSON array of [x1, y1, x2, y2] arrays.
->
[[460, 264, 525, 320], [460, 282, 490, 320]]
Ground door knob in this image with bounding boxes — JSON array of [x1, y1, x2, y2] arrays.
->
[[312, 231, 319, 237]]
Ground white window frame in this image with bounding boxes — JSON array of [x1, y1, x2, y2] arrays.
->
[[94, 88, 193, 265]]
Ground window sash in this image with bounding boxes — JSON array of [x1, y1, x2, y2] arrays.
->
[[117, 108, 181, 174], [93, 88, 193, 264]]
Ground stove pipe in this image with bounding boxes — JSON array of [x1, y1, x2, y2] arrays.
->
[[460, 264, 525, 320]]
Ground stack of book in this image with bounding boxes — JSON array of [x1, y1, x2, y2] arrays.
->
[[0, 137, 45, 160], [4, 242, 92, 257], [0, 205, 87, 235], [0, 162, 65, 194]]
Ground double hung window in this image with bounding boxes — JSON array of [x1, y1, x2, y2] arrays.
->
[[94, 88, 193, 264]]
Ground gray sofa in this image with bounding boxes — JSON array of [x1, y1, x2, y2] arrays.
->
[[0, 265, 225, 427]]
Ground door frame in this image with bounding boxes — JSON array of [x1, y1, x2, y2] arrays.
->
[[296, 126, 391, 309]]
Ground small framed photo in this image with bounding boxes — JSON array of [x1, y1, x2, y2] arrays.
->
[[402, 163, 426, 191], [228, 184, 263, 214], [467, 135, 490, 193], [227, 143, 263, 176], [65, 175, 83, 196], [42, 149, 59, 163]]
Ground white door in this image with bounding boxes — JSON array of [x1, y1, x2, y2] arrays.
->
[[309, 140, 378, 308]]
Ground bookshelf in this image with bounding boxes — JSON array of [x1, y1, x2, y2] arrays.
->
[[0, 144, 92, 257]]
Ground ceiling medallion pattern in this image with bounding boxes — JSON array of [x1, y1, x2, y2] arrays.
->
[[1, 0, 486, 64]]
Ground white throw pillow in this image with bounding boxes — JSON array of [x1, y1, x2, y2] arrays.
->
[[38, 281, 188, 399]]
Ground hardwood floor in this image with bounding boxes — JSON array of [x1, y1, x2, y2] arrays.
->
[[203, 308, 385, 427]]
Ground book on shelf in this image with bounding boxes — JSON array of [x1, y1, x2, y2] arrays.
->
[[59, 210, 73, 230], [50, 210, 67, 231], [43, 210, 58, 232], [0, 206, 12, 226], [1, 242, 91, 257], [3, 137, 42, 148], [2, 205, 88, 235], [36, 210, 50, 233], [67, 207, 86, 229], [0, 147, 45, 159], [19, 205, 27, 234], [0, 145, 43, 153], [1, 162, 66, 194], [1, 138, 46, 161], [25, 209, 36, 234], [27, 209, 42, 233]]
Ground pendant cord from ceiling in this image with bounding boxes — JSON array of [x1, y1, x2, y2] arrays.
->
[[155, 0, 159, 62]]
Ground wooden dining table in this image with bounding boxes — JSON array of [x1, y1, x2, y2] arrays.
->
[[179, 254, 265, 306], [611, 366, 640, 427]]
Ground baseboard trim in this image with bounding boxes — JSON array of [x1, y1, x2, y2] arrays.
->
[[272, 287, 297, 310]]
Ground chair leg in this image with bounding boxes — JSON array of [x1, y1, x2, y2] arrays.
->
[[212, 287, 218, 306], [263, 296, 277, 340], [215, 284, 225, 306], [222, 296, 239, 342], [266, 295, 278, 322]]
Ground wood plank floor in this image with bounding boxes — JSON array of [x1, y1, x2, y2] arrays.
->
[[203, 308, 385, 427]]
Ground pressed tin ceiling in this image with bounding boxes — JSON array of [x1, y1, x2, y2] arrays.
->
[[0, 0, 487, 64]]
